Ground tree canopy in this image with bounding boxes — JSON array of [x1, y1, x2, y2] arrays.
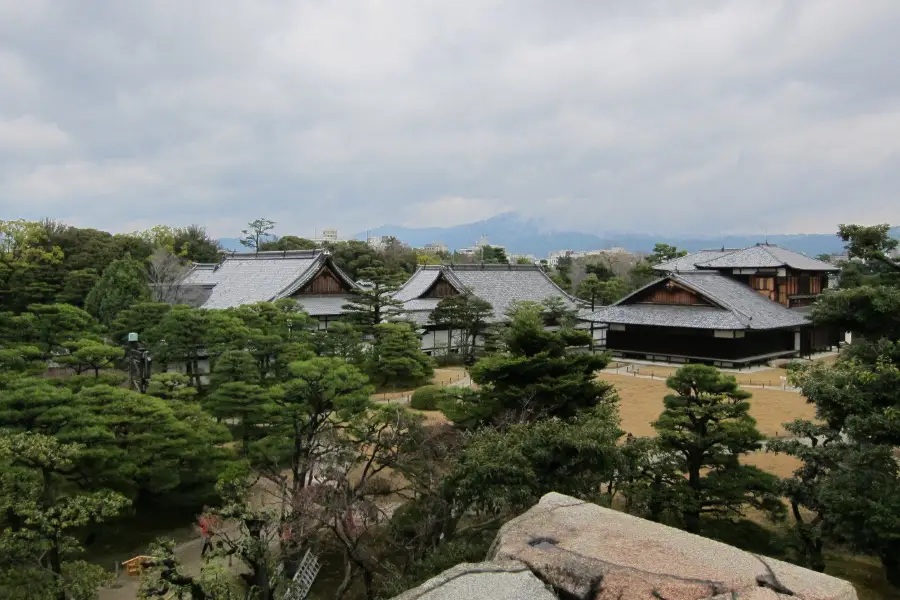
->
[[653, 364, 781, 533], [428, 294, 493, 363], [84, 257, 151, 326], [443, 302, 611, 428]]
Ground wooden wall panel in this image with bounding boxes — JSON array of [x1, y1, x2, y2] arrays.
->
[[632, 283, 709, 306], [423, 278, 459, 299], [810, 277, 822, 295], [750, 276, 777, 302], [298, 266, 345, 295]]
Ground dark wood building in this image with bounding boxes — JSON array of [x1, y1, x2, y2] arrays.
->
[[586, 245, 840, 367]]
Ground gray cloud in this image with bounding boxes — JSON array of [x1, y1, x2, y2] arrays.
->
[[2, 1, 900, 238]]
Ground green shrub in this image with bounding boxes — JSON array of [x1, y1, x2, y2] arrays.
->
[[410, 385, 445, 410]]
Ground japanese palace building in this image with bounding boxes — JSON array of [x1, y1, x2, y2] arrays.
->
[[585, 244, 841, 367], [177, 250, 359, 329], [392, 263, 596, 353]]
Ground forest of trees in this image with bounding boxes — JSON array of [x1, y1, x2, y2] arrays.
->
[[0, 218, 898, 599]]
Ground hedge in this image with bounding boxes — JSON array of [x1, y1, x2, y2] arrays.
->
[[410, 385, 445, 410]]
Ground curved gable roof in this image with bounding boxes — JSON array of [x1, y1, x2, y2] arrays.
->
[[653, 249, 740, 273], [588, 271, 809, 330], [182, 250, 358, 310], [394, 264, 583, 322], [696, 245, 838, 272]]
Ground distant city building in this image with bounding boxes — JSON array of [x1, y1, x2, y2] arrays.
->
[[314, 228, 340, 244], [546, 250, 573, 267], [457, 235, 504, 257], [546, 247, 628, 267], [367, 235, 392, 250], [423, 242, 448, 254], [509, 253, 537, 264]]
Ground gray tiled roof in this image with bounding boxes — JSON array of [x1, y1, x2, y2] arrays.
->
[[696, 244, 838, 272], [179, 284, 216, 308], [177, 250, 359, 311], [393, 269, 444, 302], [675, 272, 809, 328], [586, 271, 810, 330], [653, 250, 739, 273], [394, 264, 583, 323], [295, 294, 353, 316], [181, 263, 220, 285], [401, 310, 437, 326], [577, 304, 746, 330]]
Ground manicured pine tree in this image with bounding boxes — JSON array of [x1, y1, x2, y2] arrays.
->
[[653, 364, 781, 533]]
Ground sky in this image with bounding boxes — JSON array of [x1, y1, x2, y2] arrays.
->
[[2, 1, 900, 239]]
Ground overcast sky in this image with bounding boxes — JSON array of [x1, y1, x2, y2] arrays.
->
[[2, 1, 900, 239]]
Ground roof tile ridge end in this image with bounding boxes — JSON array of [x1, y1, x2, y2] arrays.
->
[[759, 244, 790, 267], [441, 267, 467, 292], [694, 246, 745, 266]]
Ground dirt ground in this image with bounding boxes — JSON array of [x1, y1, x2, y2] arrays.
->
[[372, 367, 469, 401], [610, 353, 839, 388], [600, 372, 817, 439], [742, 451, 802, 478], [600, 372, 815, 479], [408, 372, 812, 476], [613, 364, 793, 388]]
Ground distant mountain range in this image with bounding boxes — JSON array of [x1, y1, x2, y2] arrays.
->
[[218, 213, 898, 257]]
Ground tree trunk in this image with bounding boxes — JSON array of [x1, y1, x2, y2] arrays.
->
[[684, 460, 702, 533], [362, 566, 376, 600], [334, 553, 354, 600], [880, 550, 900, 588], [791, 502, 825, 572], [49, 537, 65, 600]]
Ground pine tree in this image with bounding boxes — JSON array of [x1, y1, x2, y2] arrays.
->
[[653, 364, 782, 533], [342, 267, 405, 334], [84, 257, 150, 326], [0, 431, 129, 600], [366, 322, 434, 388], [57, 338, 124, 377], [446, 302, 611, 428], [429, 294, 493, 364]]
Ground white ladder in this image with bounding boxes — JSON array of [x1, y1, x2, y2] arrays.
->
[[282, 549, 322, 600]]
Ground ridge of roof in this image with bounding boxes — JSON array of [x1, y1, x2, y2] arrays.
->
[[219, 249, 328, 260], [418, 263, 546, 272], [671, 272, 753, 326], [654, 249, 737, 273]]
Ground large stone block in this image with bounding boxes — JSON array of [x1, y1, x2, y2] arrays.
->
[[487, 492, 857, 600], [390, 561, 557, 600]]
